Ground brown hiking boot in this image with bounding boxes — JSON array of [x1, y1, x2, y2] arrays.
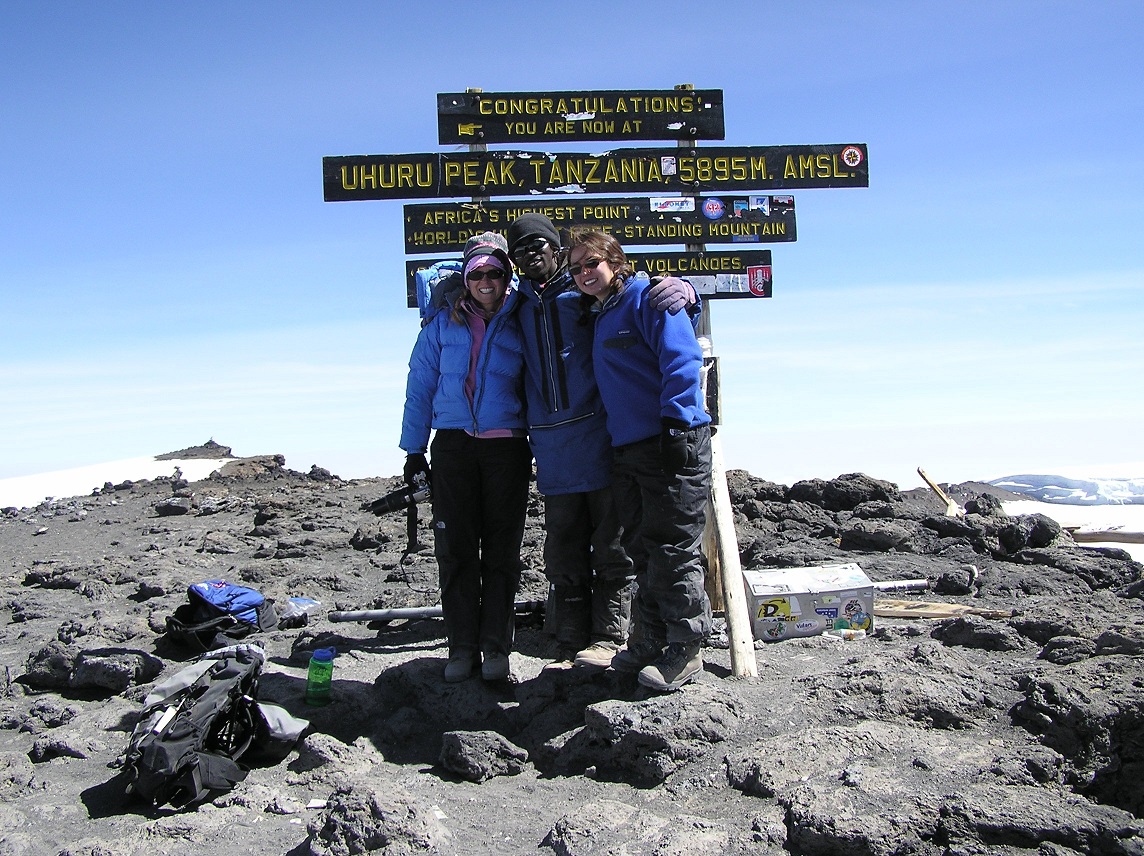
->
[[574, 640, 620, 668], [611, 639, 664, 673], [637, 642, 703, 692]]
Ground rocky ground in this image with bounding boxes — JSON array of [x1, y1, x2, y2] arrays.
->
[[1, 446, 1143, 856]]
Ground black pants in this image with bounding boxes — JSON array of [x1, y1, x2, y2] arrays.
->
[[430, 430, 532, 660], [543, 487, 634, 648], [612, 426, 712, 646]]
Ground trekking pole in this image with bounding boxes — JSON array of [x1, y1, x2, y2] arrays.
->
[[406, 500, 418, 553]]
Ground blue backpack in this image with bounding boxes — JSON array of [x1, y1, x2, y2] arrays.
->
[[165, 580, 279, 652], [413, 259, 521, 326], [414, 260, 463, 325]]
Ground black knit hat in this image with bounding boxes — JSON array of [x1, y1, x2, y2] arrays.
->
[[506, 213, 560, 253]]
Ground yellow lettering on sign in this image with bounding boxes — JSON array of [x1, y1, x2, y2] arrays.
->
[[341, 162, 433, 191], [506, 205, 575, 221], [784, 153, 847, 180], [580, 204, 631, 220], [631, 223, 702, 239], [581, 120, 615, 135], [707, 222, 758, 237]]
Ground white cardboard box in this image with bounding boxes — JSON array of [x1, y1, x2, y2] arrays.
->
[[742, 563, 875, 642]]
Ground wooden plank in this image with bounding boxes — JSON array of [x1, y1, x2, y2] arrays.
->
[[323, 144, 870, 202], [710, 430, 758, 677], [402, 195, 796, 254], [874, 598, 1013, 620], [1068, 529, 1144, 544], [405, 251, 773, 307], [437, 89, 726, 144]]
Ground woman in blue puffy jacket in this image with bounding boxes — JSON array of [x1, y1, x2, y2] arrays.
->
[[399, 232, 532, 683]]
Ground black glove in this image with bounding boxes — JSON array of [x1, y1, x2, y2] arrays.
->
[[403, 453, 430, 487], [659, 419, 690, 475]]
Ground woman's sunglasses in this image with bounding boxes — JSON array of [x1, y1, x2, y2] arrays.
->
[[568, 258, 602, 277], [466, 269, 507, 282]]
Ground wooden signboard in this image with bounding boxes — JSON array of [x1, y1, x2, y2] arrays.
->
[[405, 250, 771, 308], [403, 195, 796, 254], [437, 89, 726, 144], [324, 144, 868, 201]]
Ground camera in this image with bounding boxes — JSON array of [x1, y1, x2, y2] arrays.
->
[[364, 472, 431, 516]]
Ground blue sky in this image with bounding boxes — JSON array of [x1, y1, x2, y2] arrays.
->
[[2, 1, 1142, 490]]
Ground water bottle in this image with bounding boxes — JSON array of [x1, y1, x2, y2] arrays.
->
[[305, 647, 336, 705]]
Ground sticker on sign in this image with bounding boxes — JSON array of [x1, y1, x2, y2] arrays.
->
[[650, 197, 697, 213]]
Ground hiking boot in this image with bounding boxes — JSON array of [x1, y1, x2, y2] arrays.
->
[[481, 653, 511, 682], [638, 642, 703, 692], [611, 639, 664, 673], [574, 640, 620, 668], [543, 647, 578, 671], [443, 654, 476, 683]]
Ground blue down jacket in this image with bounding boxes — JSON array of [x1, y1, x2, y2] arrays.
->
[[399, 289, 525, 454], [515, 270, 613, 496]]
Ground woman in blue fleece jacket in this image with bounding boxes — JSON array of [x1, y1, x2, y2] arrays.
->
[[567, 230, 713, 692], [399, 232, 532, 684]]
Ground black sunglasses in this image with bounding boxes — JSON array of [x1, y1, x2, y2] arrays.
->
[[466, 268, 506, 282], [568, 258, 602, 277], [511, 238, 552, 261]]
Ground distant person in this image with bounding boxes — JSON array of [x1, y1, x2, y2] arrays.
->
[[505, 213, 697, 669], [567, 229, 712, 692], [399, 232, 531, 683]]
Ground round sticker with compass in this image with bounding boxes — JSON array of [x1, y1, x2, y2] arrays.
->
[[841, 146, 864, 168]]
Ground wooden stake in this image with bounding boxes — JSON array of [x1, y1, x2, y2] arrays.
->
[[710, 432, 758, 677]]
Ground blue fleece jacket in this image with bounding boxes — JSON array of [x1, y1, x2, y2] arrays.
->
[[591, 276, 710, 447], [399, 289, 525, 453]]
